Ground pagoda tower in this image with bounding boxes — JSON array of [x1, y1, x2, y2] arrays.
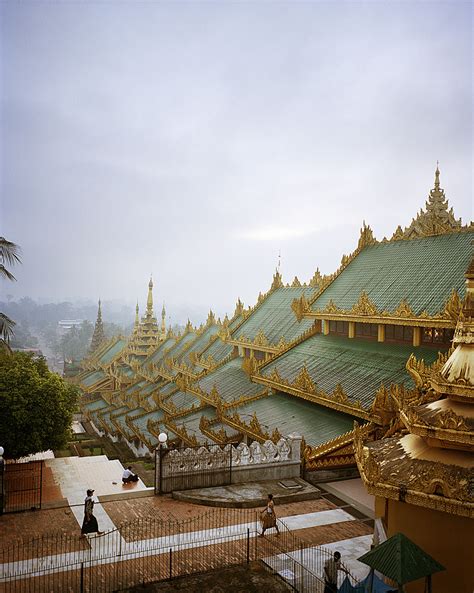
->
[[160, 302, 166, 340], [89, 299, 105, 353], [355, 256, 474, 592]]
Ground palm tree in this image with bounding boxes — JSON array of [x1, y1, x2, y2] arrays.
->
[[0, 237, 22, 346]]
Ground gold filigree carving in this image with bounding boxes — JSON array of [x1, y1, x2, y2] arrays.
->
[[393, 299, 415, 318], [291, 276, 302, 287], [351, 291, 379, 316], [270, 269, 284, 291], [293, 365, 316, 393], [443, 289, 462, 322]]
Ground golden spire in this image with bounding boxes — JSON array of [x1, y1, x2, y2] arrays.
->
[[160, 302, 166, 339], [147, 276, 154, 317], [135, 301, 140, 327], [434, 160, 440, 190]]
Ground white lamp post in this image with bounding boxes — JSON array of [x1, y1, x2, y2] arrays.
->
[[157, 433, 168, 495]]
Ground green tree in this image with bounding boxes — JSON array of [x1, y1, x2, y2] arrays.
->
[[0, 237, 22, 346], [0, 351, 78, 459]]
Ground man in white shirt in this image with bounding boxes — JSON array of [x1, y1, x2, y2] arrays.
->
[[122, 466, 139, 484]]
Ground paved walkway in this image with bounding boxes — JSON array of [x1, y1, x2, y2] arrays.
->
[[0, 457, 374, 591]]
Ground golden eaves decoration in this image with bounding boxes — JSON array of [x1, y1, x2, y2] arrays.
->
[[221, 409, 282, 444]]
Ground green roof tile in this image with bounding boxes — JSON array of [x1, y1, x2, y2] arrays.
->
[[81, 370, 106, 387], [260, 334, 441, 409], [99, 339, 127, 364], [311, 232, 473, 315], [234, 287, 317, 345], [197, 358, 264, 404], [226, 392, 355, 445]]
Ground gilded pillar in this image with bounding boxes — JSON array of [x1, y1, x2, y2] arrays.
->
[[348, 321, 355, 339], [413, 326, 421, 347], [378, 324, 385, 343], [323, 320, 330, 336]]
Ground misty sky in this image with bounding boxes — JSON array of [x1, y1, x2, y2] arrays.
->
[[1, 1, 472, 324]]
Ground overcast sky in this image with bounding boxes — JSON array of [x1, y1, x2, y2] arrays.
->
[[1, 1, 472, 324]]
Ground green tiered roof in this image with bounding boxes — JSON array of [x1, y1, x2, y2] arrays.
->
[[166, 390, 201, 411], [80, 370, 107, 388], [224, 392, 355, 445], [196, 357, 264, 404], [198, 337, 233, 366], [99, 339, 127, 364], [260, 334, 440, 409], [99, 405, 129, 432], [171, 406, 216, 444], [83, 397, 109, 413], [311, 232, 473, 315], [125, 380, 146, 395], [112, 406, 145, 439], [175, 324, 220, 366], [129, 409, 165, 446], [234, 286, 317, 345], [145, 336, 177, 365]]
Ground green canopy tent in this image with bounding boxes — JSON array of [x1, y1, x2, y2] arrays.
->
[[357, 532, 445, 593]]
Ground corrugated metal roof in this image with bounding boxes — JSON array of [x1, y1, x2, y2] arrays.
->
[[358, 532, 445, 584]]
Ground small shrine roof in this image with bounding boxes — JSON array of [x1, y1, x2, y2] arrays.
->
[[360, 433, 473, 512], [311, 232, 473, 316]]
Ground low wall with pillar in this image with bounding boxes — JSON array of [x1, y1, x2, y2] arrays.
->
[[156, 434, 302, 493]]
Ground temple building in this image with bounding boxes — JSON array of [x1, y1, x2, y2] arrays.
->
[[75, 167, 473, 490], [355, 256, 474, 593]]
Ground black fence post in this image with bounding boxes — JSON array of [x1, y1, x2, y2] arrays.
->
[[246, 528, 250, 564], [0, 455, 4, 515], [80, 561, 84, 593], [169, 548, 172, 580], [39, 461, 43, 509]]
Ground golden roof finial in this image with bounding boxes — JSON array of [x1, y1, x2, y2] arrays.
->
[[435, 161, 440, 190], [135, 301, 139, 326], [147, 276, 154, 316]]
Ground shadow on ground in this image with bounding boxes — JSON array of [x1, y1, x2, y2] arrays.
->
[[121, 562, 292, 592]]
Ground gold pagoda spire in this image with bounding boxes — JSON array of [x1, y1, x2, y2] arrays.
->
[[146, 276, 154, 317], [160, 302, 166, 340], [89, 299, 105, 353], [135, 301, 140, 327]]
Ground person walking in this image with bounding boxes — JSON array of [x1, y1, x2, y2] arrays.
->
[[323, 551, 349, 593], [80, 489, 103, 537], [258, 493, 280, 537]]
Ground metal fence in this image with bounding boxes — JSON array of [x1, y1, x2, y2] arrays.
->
[[155, 443, 232, 494], [1, 460, 43, 514], [0, 508, 357, 593]]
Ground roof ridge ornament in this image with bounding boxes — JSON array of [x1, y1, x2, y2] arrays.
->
[[391, 165, 465, 241]]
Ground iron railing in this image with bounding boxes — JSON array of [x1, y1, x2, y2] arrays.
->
[[0, 508, 360, 592], [1, 460, 43, 514]]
